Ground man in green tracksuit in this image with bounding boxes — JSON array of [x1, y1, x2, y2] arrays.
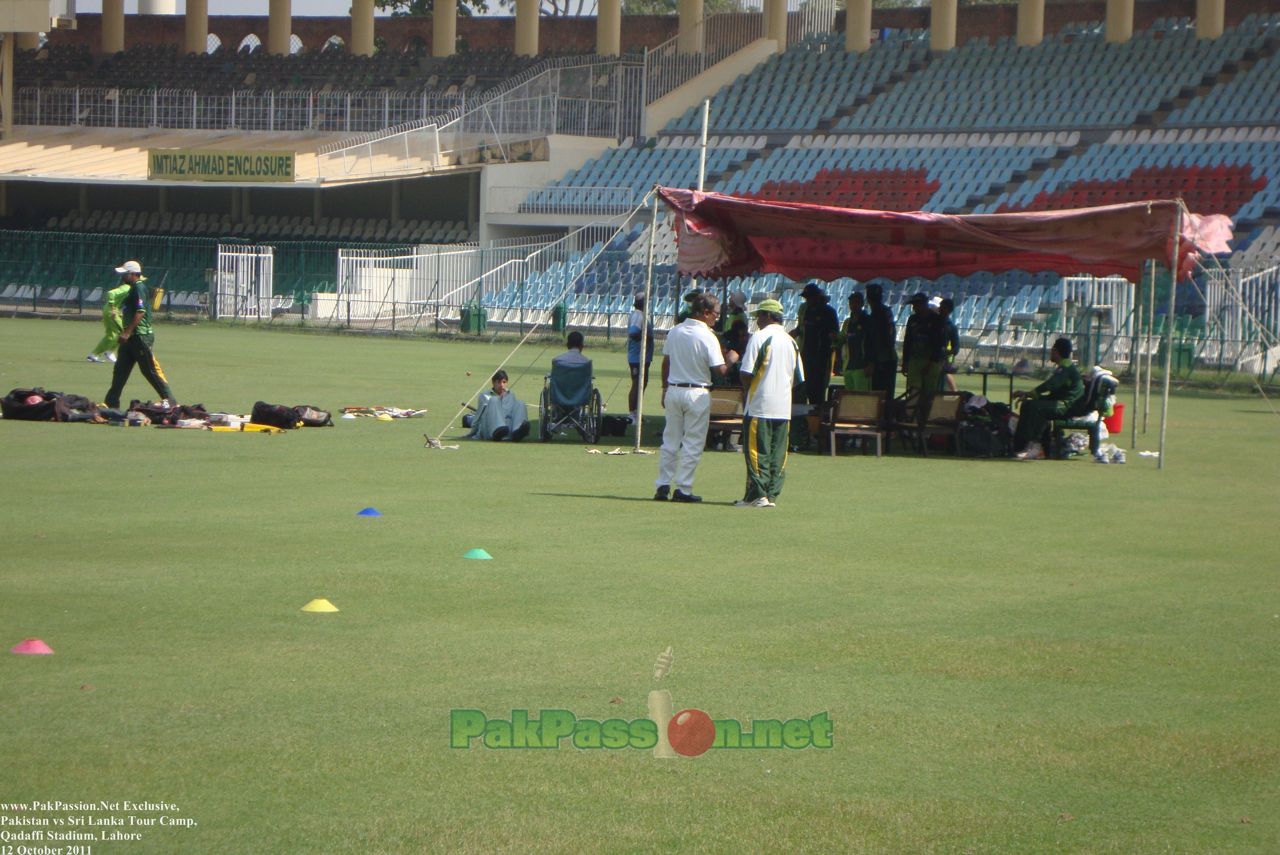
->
[[1012, 337, 1083, 460], [104, 261, 177, 409], [736, 299, 803, 508], [88, 280, 131, 363], [836, 291, 870, 391]]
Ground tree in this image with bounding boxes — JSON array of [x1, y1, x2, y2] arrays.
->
[[375, 0, 491, 17]]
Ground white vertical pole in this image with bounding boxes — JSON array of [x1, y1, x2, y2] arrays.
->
[[635, 191, 660, 451], [1157, 205, 1182, 470]]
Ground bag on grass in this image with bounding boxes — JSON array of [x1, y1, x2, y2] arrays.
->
[[599, 414, 629, 437], [293, 405, 333, 427], [251, 401, 302, 429], [2, 387, 72, 422]]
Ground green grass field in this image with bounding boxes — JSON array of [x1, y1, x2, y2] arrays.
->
[[2, 316, 1278, 854]]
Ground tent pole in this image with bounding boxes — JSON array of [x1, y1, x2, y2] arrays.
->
[[1157, 204, 1183, 470], [635, 189, 660, 452], [1131, 262, 1145, 449], [1143, 258, 1156, 433]]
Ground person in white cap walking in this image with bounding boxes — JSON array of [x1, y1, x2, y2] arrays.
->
[[104, 261, 177, 410]]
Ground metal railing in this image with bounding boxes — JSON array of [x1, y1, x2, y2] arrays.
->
[[314, 61, 644, 181], [15, 85, 466, 132], [643, 11, 767, 105], [321, 222, 627, 330], [316, 55, 640, 158]]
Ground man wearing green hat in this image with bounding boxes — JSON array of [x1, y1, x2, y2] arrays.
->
[[104, 260, 178, 409], [736, 299, 803, 508]]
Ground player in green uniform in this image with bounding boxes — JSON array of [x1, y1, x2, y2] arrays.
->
[[104, 261, 177, 409]]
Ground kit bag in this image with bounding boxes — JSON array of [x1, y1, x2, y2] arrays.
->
[[2, 388, 72, 422], [251, 401, 302, 429], [293, 405, 333, 427]]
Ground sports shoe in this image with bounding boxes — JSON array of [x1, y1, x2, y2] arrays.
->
[[671, 490, 702, 503], [765, 498, 777, 507], [86, 354, 101, 363], [491, 425, 510, 441], [653, 485, 670, 501], [105, 352, 117, 363], [511, 421, 530, 442], [1014, 441, 1045, 460], [734, 497, 771, 508]]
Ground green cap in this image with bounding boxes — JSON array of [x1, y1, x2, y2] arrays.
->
[[755, 299, 784, 315]]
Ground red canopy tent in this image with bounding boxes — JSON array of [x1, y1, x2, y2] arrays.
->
[[655, 188, 1233, 284], [650, 188, 1236, 468]]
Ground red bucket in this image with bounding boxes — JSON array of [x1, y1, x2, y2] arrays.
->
[[1102, 402, 1124, 434]]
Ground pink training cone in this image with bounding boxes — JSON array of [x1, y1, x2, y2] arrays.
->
[[11, 638, 54, 655]]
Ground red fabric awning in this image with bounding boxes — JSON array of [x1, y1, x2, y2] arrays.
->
[[656, 188, 1234, 283]]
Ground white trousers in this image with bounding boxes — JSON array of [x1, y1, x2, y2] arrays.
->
[[656, 386, 711, 492]]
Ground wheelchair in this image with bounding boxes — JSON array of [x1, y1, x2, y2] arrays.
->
[[538, 360, 602, 443]]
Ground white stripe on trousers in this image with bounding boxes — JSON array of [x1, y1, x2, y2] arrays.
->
[[656, 386, 711, 492]]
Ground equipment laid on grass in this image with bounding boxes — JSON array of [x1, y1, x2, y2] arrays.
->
[[463, 548, 493, 560], [2, 387, 93, 422], [301, 598, 339, 613], [342, 406, 428, 419], [207, 424, 285, 434], [10, 638, 54, 655]]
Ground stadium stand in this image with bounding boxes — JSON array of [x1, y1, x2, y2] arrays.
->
[[16, 43, 565, 96], [40, 211, 474, 245]]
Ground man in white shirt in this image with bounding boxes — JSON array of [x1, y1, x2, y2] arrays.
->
[[736, 299, 804, 508], [654, 293, 739, 503]]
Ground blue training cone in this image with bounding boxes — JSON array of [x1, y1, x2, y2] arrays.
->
[[357, 507, 382, 517], [463, 548, 493, 560]]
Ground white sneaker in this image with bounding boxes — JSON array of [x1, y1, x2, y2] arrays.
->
[[86, 354, 101, 363], [734, 497, 771, 508], [105, 352, 117, 363], [765, 499, 777, 507], [1014, 441, 1045, 460]]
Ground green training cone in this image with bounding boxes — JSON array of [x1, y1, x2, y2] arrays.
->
[[463, 548, 493, 560]]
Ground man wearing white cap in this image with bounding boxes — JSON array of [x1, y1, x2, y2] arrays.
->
[[736, 299, 803, 508], [104, 261, 177, 409]]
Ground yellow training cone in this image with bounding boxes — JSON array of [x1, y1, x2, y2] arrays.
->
[[301, 598, 340, 613]]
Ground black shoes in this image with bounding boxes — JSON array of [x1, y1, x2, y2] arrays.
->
[[491, 426, 510, 441], [653, 485, 670, 501], [671, 490, 702, 503], [511, 421, 530, 442]]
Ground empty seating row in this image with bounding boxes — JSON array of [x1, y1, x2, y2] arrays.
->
[[43, 211, 474, 245]]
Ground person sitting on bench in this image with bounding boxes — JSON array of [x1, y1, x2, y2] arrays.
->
[[1011, 337, 1083, 460], [466, 369, 530, 441]]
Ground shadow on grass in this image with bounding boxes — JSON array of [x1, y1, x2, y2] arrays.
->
[[531, 491, 738, 506]]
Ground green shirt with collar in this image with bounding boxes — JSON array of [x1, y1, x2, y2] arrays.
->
[[1031, 358, 1084, 408]]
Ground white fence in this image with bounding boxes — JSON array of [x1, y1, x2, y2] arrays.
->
[[15, 86, 466, 132], [314, 59, 643, 182], [318, 222, 630, 331], [213, 244, 276, 320], [1203, 263, 1280, 372], [643, 2, 837, 106]]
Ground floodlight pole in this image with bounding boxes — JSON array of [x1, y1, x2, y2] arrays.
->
[[688, 98, 709, 301], [634, 189, 660, 452], [1157, 203, 1183, 470]]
